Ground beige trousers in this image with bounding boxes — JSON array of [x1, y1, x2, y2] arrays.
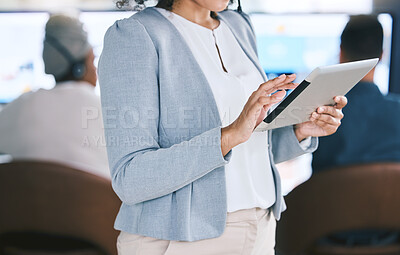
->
[[117, 207, 276, 255]]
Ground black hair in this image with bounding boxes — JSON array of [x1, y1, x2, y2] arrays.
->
[[116, 0, 237, 16], [341, 15, 384, 62]]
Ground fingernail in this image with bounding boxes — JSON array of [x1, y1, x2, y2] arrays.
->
[[273, 94, 285, 100], [289, 74, 296, 77], [278, 74, 286, 79], [312, 112, 318, 118], [318, 107, 325, 113]]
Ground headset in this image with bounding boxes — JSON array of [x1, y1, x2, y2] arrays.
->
[[237, 0, 242, 13], [44, 35, 86, 80]]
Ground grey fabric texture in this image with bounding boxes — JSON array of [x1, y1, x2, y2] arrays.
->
[[43, 14, 91, 79], [98, 7, 318, 242]]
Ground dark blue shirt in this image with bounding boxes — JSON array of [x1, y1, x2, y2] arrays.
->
[[312, 82, 400, 172]]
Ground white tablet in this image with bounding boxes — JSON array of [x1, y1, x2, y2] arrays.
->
[[255, 58, 379, 131]]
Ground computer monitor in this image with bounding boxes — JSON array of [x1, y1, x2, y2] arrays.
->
[[0, 12, 50, 104], [0, 11, 134, 104], [250, 13, 393, 95]]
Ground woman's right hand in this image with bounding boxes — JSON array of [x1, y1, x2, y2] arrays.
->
[[221, 74, 298, 156]]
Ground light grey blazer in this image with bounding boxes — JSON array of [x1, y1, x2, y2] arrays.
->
[[98, 7, 318, 242]]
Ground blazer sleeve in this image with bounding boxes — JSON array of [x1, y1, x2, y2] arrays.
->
[[98, 18, 232, 206], [271, 126, 318, 164]]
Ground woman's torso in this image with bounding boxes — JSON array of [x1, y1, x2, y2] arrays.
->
[[98, 7, 289, 241], [156, 8, 276, 213]]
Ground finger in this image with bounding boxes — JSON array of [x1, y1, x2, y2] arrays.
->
[[259, 81, 298, 98], [248, 74, 297, 107], [316, 106, 344, 119], [269, 74, 298, 92], [334, 96, 348, 110], [256, 91, 286, 107], [252, 82, 296, 110], [246, 93, 286, 120], [258, 74, 297, 94], [279, 73, 297, 86], [275, 82, 299, 92], [313, 119, 339, 134], [247, 76, 288, 106], [310, 112, 341, 126]]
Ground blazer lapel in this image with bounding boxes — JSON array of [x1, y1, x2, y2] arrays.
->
[[218, 12, 273, 121], [146, 7, 223, 127], [218, 13, 268, 83]]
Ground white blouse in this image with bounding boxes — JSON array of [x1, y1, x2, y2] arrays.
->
[[157, 8, 276, 212]]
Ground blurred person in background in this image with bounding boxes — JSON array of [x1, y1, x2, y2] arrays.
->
[[0, 14, 109, 178], [312, 15, 400, 172], [311, 14, 400, 247]]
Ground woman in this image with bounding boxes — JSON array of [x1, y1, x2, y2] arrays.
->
[[98, 0, 347, 254]]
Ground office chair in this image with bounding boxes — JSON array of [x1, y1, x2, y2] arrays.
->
[[0, 161, 121, 255], [276, 163, 400, 255]]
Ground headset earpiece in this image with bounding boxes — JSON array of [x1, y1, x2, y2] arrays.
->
[[71, 61, 86, 80]]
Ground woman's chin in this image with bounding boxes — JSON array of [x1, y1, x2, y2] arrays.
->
[[215, 2, 230, 12], [214, 7, 228, 12], [201, 0, 230, 12]]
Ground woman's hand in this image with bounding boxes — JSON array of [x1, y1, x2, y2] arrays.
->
[[294, 96, 348, 142], [221, 74, 298, 156]]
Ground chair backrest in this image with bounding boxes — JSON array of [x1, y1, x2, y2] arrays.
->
[[276, 163, 400, 255], [0, 161, 121, 255]]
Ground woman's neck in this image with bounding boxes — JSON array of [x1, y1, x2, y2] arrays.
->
[[171, 0, 219, 30]]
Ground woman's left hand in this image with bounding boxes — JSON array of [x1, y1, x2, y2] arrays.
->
[[294, 96, 348, 142]]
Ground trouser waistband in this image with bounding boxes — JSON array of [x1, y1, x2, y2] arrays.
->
[[226, 207, 270, 223]]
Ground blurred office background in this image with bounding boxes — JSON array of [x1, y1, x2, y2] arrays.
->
[[0, 0, 398, 103], [1, 0, 400, 254]]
